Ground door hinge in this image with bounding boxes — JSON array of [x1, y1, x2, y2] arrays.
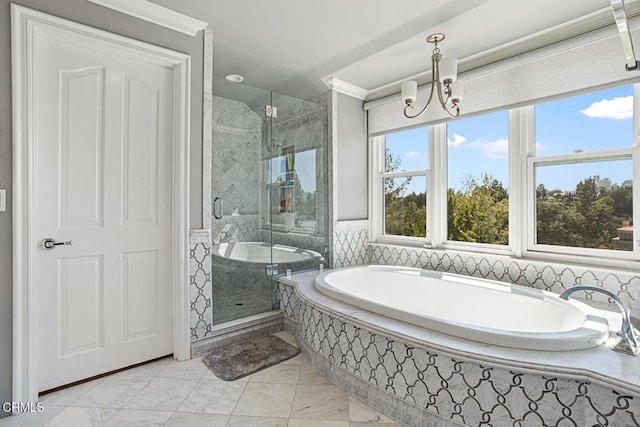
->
[[266, 263, 279, 276], [264, 105, 278, 118]]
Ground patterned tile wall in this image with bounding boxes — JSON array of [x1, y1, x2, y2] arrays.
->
[[333, 220, 369, 268], [189, 229, 213, 342], [331, 220, 640, 308], [279, 280, 640, 427]]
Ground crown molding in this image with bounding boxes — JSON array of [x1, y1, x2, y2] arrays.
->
[[323, 77, 369, 100], [87, 0, 208, 36]]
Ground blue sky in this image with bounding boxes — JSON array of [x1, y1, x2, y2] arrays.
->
[[386, 85, 634, 193]]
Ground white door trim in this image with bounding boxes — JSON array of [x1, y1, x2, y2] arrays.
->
[[11, 4, 191, 405]]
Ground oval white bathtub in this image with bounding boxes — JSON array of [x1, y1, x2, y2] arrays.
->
[[213, 242, 322, 264], [314, 265, 610, 351]]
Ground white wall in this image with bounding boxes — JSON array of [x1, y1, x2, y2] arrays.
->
[[335, 93, 368, 220]]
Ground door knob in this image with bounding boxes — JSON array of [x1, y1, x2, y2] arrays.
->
[[41, 238, 73, 250]]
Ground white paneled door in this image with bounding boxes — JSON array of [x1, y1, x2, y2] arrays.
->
[[34, 26, 174, 391]]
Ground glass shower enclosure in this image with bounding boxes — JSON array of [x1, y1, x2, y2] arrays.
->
[[210, 77, 328, 325]]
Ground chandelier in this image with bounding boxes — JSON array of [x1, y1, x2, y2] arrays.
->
[[401, 33, 463, 118]]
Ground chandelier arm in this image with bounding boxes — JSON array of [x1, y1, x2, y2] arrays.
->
[[403, 54, 438, 119], [437, 80, 459, 117], [441, 102, 460, 118], [435, 80, 452, 107]]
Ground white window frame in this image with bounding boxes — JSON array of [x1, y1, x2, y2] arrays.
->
[[438, 111, 513, 256], [369, 84, 640, 269], [369, 130, 433, 247], [525, 149, 637, 260], [522, 84, 640, 266]]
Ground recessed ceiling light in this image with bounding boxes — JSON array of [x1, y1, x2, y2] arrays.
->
[[224, 74, 244, 83]]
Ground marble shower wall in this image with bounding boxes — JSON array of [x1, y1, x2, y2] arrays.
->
[[211, 95, 262, 243], [211, 94, 328, 253], [212, 215, 260, 245]]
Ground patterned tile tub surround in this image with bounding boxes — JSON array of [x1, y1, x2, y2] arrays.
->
[[279, 276, 640, 427], [189, 229, 213, 341]]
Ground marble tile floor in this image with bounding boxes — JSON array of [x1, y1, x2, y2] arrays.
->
[[0, 332, 401, 427]]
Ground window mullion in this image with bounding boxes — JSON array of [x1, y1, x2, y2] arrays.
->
[[633, 84, 640, 255], [511, 106, 534, 257], [429, 124, 446, 246], [369, 135, 385, 242]]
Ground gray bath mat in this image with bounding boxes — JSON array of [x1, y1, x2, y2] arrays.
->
[[202, 334, 300, 381]]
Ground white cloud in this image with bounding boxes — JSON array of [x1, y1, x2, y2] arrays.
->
[[448, 133, 467, 147], [448, 134, 508, 159], [478, 139, 509, 159], [406, 150, 422, 158], [580, 96, 632, 120]]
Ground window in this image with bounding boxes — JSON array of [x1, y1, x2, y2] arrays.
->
[[265, 148, 319, 233], [534, 160, 632, 251], [369, 83, 639, 266], [370, 128, 430, 241], [447, 111, 509, 245], [529, 85, 636, 258], [381, 128, 428, 238]]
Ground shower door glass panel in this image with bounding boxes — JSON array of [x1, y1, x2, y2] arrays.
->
[[211, 79, 274, 325], [210, 78, 328, 326], [265, 95, 328, 276]]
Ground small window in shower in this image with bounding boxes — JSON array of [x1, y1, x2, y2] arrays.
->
[[265, 148, 319, 233]]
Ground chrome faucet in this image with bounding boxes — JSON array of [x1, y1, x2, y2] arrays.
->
[[218, 229, 236, 244], [560, 286, 639, 356]]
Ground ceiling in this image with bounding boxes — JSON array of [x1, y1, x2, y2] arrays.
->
[[149, 0, 630, 101]]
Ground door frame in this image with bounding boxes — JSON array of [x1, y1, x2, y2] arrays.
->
[[11, 4, 191, 404]]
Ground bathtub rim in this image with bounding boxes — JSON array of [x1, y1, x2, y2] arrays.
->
[[313, 264, 610, 352], [278, 268, 640, 397]]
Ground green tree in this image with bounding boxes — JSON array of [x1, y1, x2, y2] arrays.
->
[[536, 175, 632, 250], [384, 147, 425, 237], [536, 196, 584, 246], [384, 147, 411, 197], [447, 174, 509, 244], [609, 180, 632, 219]]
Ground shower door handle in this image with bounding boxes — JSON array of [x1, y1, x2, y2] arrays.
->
[[213, 197, 223, 219]]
